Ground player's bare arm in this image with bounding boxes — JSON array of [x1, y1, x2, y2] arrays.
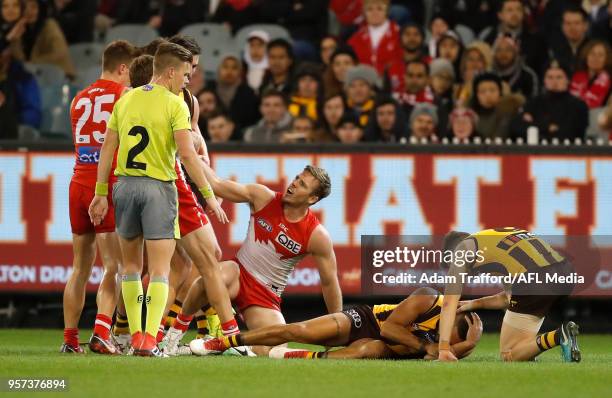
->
[[458, 291, 512, 313], [88, 128, 119, 226], [200, 160, 275, 211], [438, 238, 476, 362], [308, 225, 342, 313], [175, 129, 228, 224], [191, 95, 210, 163], [450, 313, 483, 359], [379, 293, 438, 357]]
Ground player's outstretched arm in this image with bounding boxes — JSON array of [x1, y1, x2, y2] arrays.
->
[[199, 160, 275, 210], [458, 291, 511, 313], [309, 226, 342, 313], [89, 128, 119, 225], [380, 294, 437, 357], [451, 312, 483, 359], [438, 238, 475, 361], [175, 129, 228, 224]]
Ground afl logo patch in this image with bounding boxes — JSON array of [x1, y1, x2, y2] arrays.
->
[[142, 84, 153, 91], [256, 217, 272, 232]]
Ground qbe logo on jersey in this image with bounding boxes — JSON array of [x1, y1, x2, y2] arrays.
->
[[275, 231, 301, 254]]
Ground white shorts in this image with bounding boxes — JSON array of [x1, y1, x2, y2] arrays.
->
[[503, 310, 545, 333]]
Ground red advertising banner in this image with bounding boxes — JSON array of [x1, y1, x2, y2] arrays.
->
[[1, 151, 611, 295]]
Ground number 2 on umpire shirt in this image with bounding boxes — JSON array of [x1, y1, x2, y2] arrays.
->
[[108, 83, 192, 182]]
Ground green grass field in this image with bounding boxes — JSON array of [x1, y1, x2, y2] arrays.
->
[[0, 330, 610, 398]]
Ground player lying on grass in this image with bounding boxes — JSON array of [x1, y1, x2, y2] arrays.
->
[[437, 227, 581, 363], [189, 287, 482, 360], [162, 162, 343, 357]]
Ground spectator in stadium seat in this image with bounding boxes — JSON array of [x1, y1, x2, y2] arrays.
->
[[436, 30, 464, 81], [197, 87, 225, 139], [548, 7, 591, 76], [260, 38, 295, 97], [364, 95, 409, 142], [319, 36, 338, 66], [207, 53, 260, 133], [206, 111, 241, 143], [243, 89, 293, 143], [431, 0, 497, 36], [430, 58, 456, 135], [408, 102, 439, 140], [12, 0, 75, 79], [0, 47, 42, 139], [344, 64, 379, 127], [155, 0, 208, 37], [313, 92, 345, 142], [470, 72, 524, 139], [336, 111, 365, 143], [288, 63, 322, 121], [401, 23, 431, 65], [347, 0, 404, 93], [49, 0, 95, 43], [95, 0, 158, 35], [584, 0, 609, 38], [569, 39, 612, 108], [395, 59, 435, 119], [456, 41, 493, 105], [322, 46, 357, 98], [590, 0, 612, 40], [427, 13, 451, 58], [280, 115, 316, 143], [511, 61, 589, 141], [479, 0, 548, 76], [449, 107, 480, 140], [492, 35, 539, 99], [243, 30, 269, 92]]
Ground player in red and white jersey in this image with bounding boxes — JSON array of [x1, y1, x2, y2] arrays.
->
[[164, 164, 342, 356], [61, 40, 139, 354]]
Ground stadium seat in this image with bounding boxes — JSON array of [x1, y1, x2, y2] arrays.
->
[[455, 24, 475, 46], [234, 24, 292, 50], [196, 36, 238, 80], [586, 107, 608, 140], [179, 23, 232, 45], [69, 42, 105, 71], [18, 124, 40, 141], [73, 65, 102, 91], [39, 83, 72, 138], [105, 24, 159, 47], [24, 63, 67, 86]]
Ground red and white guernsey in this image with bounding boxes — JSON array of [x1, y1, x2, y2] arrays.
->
[[236, 192, 320, 296]]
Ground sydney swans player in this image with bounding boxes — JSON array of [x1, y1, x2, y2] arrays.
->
[[62, 40, 138, 354], [164, 165, 343, 356], [437, 228, 581, 363]]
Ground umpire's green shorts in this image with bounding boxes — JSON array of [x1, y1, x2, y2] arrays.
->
[[113, 176, 179, 240]]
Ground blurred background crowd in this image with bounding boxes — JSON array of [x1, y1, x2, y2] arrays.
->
[[1, 0, 612, 144]]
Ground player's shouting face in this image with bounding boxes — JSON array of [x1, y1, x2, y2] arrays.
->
[[282, 171, 320, 207]]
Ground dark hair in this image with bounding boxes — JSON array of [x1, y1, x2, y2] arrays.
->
[[168, 34, 201, 56], [456, 312, 475, 340], [102, 40, 140, 73], [498, 0, 523, 13], [329, 46, 358, 65], [153, 42, 193, 74], [401, 22, 425, 39], [261, 88, 288, 105], [440, 231, 470, 269], [207, 110, 233, 123], [470, 72, 503, 110], [406, 59, 430, 74], [140, 38, 168, 56], [562, 6, 589, 22], [577, 39, 612, 75], [304, 165, 331, 202], [292, 115, 315, 129], [267, 38, 294, 60], [129, 54, 154, 87]]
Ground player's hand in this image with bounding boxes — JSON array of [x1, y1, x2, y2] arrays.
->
[[206, 196, 223, 216], [425, 343, 438, 358], [0, 91, 6, 108], [457, 300, 474, 313], [465, 312, 483, 343], [6, 19, 26, 41], [438, 349, 458, 362], [205, 196, 229, 224], [88, 196, 108, 226]]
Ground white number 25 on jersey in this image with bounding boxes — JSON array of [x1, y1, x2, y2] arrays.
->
[[74, 94, 115, 144]]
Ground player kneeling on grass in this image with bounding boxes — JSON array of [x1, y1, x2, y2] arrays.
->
[[437, 228, 581, 363], [190, 287, 482, 360]]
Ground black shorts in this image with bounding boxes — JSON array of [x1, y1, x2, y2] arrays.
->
[[341, 305, 381, 344], [510, 260, 575, 318]]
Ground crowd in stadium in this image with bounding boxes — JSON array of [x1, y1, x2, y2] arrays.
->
[[1, 0, 612, 143]]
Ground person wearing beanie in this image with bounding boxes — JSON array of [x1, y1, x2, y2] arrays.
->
[[430, 58, 457, 136], [492, 34, 539, 99], [207, 53, 260, 132], [409, 103, 439, 140], [449, 107, 479, 140], [470, 71, 524, 139], [336, 111, 365, 143], [288, 63, 323, 120], [364, 95, 409, 142], [511, 61, 588, 141], [344, 65, 379, 126], [347, 0, 405, 93], [323, 46, 358, 97], [401, 22, 431, 65]]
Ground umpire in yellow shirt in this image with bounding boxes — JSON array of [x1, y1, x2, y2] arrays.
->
[[89, 42, 229, 357]]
